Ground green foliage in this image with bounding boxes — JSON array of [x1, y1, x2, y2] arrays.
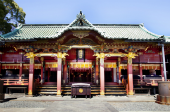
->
[[0, 0, 26, 34]]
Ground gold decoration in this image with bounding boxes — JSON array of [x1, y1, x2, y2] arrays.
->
[[40, 57, 44, 61], [159, 52, 162, 55], [57, 90, 61, 95], [126, 52, 138, 58], [128, 57, 132, 65], [104, 62, 117, 68], [78, 49, 83, 58], [79, 88, 83, 93], [128, 90, 134, 95], [100, 90, 105, 95], [20, 63, 22, 67], [28, 90, 32, 95], [93, 53, 105, 59], [36, 53, 58, 57], [19, 52, 24, 54], [118, 57, 121, 62], [30, 57, 34, 64], [25, 52, 36, 58], [57, 52, 69, 58], [72, 31, 89, 39]]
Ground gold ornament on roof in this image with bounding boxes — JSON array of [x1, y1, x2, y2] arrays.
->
[[25, 52, 36, 58], [93, 53, 105, 59], [126, 52, 138, 58], [57, 52, 69, 58]]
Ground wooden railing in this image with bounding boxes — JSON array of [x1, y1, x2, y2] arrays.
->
[[0, 78, 29, 85]]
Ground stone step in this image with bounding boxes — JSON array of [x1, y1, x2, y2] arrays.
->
[[105, 92, 126, 94]]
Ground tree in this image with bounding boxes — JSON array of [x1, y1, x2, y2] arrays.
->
[[0, 0, 26, 35]]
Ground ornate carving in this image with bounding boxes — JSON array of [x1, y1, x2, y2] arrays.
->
[[96, 36, 105, 42], [57, 36, 66, 44], [65, 38, 97, 45], [25, 52, 35, 58], [126, 52, 138, 65], [24, 46, 38, 53], [124, 45, 139, 53], [126, 52, 138, 59], [57, 52, 69, 58], [94, 53, 105, 59], [72, 31, 89, 39]]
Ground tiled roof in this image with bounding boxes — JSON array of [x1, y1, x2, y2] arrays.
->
[[165, 36, 170, 43], [0, 12, 166, 42]]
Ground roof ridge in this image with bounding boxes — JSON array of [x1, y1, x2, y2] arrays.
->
[[139, 24, 160, 38], [1, 23, 23, 38]]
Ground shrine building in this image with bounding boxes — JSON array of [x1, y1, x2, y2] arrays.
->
[[0, 11, 170, 96]]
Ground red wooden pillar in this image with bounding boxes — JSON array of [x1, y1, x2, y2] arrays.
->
[[57, 52, 62, 96], [28, 54, 34, 95], [139, 64, 143, 80], [95, 58, 99, 85], [127, 56, 133, 95], [63, 59, 67, 85], [40, 57, 44, 84], [100, 53, 105, 95], [19, 52, 23, 81], [118, 57, 121, 84], [19, 63, 22, 81]]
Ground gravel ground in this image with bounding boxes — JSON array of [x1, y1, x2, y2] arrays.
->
[[1, 100, 170, 111], [109, 102, 170, 111], [0, 101, 53, 108]]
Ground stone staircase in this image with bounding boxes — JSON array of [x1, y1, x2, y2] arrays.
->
[[36, 84, 126, 96], [105, 85, 126, 96]]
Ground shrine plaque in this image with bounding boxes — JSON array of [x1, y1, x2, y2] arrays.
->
[[76, 49, 85, 61]]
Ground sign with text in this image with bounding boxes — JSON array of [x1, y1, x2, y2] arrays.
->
[[76, 49, 85, 61]]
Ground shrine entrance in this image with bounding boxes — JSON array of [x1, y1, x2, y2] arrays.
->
[[69, 62, 92, 83], [70, 70, 91, 82], [105, 71, 112, 82]]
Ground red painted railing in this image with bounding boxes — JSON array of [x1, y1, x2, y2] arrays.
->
[[0, 78, 29, 85]]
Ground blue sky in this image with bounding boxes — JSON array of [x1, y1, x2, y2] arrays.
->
[[15, 0, 170, 36]]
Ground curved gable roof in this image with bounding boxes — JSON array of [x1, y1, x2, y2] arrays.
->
[[0, 11, 166, 42]]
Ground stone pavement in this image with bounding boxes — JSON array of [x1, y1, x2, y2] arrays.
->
[[0, 94, 169, 112]]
